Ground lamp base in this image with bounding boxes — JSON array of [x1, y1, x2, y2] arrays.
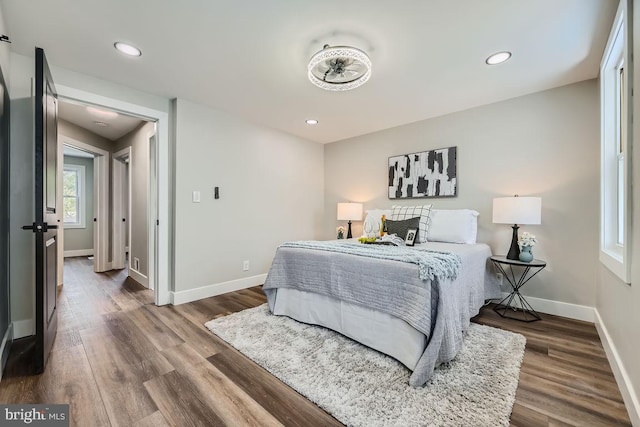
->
[[506, 224, 520, 260], [347, 221, 353, 239]]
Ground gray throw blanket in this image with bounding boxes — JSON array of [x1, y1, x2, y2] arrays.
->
[[263, 240, 463, 387], [279, 241, 461, 282]]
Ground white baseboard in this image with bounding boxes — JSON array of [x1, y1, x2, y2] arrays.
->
[[129, 267, 148, 288], [594, 309, 640, 426], [0, 323, 13, 381], [12, 319, 34, 339], [171, 273, 267, 305], [64, 249, 94, 258], [494, 292, 595, 322]]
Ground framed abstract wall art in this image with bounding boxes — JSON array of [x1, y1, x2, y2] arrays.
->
[[388, 147, 457, 199]]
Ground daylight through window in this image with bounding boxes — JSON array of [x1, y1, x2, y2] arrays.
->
[[600, 1, 631, 283], [63, 164, 85, 229]]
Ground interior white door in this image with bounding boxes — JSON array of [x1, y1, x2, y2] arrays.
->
[[111, 147, 130, 270]]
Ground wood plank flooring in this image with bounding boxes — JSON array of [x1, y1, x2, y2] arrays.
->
[[0, 257, 632, 426]]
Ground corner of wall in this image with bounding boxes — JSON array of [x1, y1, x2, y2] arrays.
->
[[594, 309, 640, 426]]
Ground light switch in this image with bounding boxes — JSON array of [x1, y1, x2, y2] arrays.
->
[[214, 187, 219, 199], [192, 191, 201, 203]]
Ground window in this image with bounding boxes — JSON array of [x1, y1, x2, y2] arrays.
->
[[63, 164, 86, 229], [600, 1, 631, 283]]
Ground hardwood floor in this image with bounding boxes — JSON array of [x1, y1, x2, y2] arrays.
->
[[0, 257, 632, 426], [473, 308, 631, 426]]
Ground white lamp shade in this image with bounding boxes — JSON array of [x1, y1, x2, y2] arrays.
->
[[492, 197, 541, 225], [337, 202, 363, 221]]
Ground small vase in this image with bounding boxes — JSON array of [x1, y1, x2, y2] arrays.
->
[[337, 231, 344, 239], [519, 245, 533, 263]]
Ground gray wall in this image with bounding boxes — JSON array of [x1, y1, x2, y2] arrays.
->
[[8, 53, 34, 335], [173, 98, 324, 292], [62, 155, 94, 252], [324, 80, 600, 308], [0, 4, 11, 366], [115, 122, 154, 278], [59, 119, 114, 152], [595, 2, 640, 419]]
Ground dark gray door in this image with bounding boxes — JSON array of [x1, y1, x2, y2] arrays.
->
[[22, 48, 59, 373], [0, 53, 10, 374]]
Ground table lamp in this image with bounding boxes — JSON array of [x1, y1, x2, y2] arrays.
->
[[337, 202, 363, 239], [492, 196, 541, 260]]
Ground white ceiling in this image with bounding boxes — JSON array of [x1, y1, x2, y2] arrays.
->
[[1, 0, 617, 144], [58, 100, 145, 141]]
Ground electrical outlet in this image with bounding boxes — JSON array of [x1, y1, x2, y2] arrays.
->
[[496, 272, 503, 285], [134, 257, 140, 271], [243, 260, 250, 271]]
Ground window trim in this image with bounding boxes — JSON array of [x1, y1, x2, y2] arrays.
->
[[600, 0, 632, 284], [63, 163, 86, 229]]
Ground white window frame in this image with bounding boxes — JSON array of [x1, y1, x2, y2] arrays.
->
[[600, 0, 632, 284], [63, 164, 86, 229]]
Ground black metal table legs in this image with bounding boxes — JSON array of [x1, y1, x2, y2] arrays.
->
[[491, 261, 545, 322]]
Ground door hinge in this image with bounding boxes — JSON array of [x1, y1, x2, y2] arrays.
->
[[156, 219, 159, 226]]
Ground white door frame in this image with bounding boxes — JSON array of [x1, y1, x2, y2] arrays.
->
[[59, 136, 110, 273], [56, 84, 171, 306], [148, 133, 157, 292], [112, 147, 130, 271]]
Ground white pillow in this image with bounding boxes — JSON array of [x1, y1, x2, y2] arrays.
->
[[391, 205, 433, 243], [363, 209, 393, 236], [427, 209, 479, 244]]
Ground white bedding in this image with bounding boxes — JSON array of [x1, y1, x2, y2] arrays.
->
[[273, 288, 427, 369], [269, 242, 500, 373]]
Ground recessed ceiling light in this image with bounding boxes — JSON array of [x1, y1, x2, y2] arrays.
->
[[486, 51, 511, 65], [87, 106, 118, 119], [93, 121, 108, 127], [114, 42, 142, 57], [305, 119, 319, 125]]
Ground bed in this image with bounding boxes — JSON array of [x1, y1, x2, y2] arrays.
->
[[263, 239, 501, 387]]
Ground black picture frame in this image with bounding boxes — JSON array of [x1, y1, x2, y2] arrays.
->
[[388, 146, 457, 199], [405, 228, 417, 246]]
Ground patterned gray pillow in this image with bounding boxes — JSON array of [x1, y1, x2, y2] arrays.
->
[[391, 205, 432, 243], [386, 217, 420, 241]]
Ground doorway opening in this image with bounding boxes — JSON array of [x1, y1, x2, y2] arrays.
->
[[57, 98, 157, 292], [56, 84, 170, 305]]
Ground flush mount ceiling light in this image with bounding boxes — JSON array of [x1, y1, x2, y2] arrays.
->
[[308, 44, 371, 91], [114, 41, 142, 57], [486, 51, 512, 65], [86, 106, 118, 119], [305, 119, 319, 125]]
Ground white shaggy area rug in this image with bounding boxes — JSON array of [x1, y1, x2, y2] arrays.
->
[[205, 304, 525, 427]]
